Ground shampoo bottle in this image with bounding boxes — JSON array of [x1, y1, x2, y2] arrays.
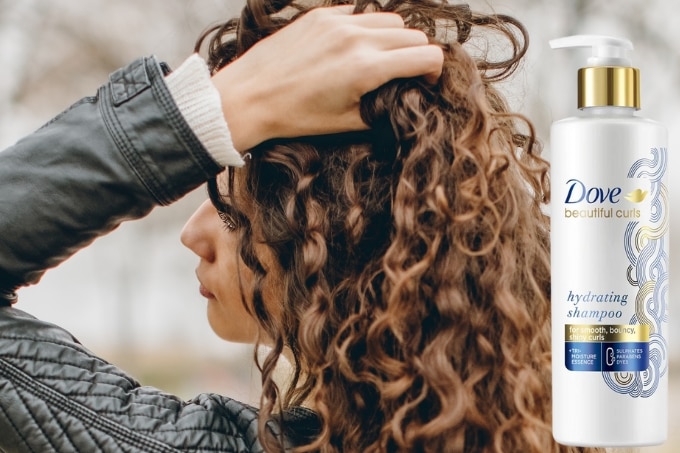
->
[[549, 35, 668, 447]]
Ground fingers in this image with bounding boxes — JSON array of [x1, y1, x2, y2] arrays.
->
[[367, 27, 430, 50], [326, 5, 409, 30], [375, 44, 444, 85], [318, 6, 431, 51], [322, 5, 445, 90], [324, 5, 355, 15], [339, 9, 440, 81], [346, 11, 406, 29], [325, 5, 404, 27]]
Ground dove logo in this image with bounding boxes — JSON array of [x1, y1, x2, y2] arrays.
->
[[564, 179, 622, 204], [624, 189, 648, 203]]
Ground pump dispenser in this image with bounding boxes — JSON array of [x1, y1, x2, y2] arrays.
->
[[549, 35, 668, 447], [550, 35, 640, 109]]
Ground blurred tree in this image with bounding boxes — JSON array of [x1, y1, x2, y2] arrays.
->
[[0, 0, 245, 144]]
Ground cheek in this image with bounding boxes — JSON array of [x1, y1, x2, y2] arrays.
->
[[207, 241, 260, 343]]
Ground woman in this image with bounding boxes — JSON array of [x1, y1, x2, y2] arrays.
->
[[0, 4, 439, 452], [0, 1, 597, 452], [183, 1, 602, 452]]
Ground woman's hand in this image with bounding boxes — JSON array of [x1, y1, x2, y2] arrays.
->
[[211, 5, 443, 151]]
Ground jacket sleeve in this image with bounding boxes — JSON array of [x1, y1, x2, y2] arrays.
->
[[0, 306, 267, 453], [0, 56, 223, 305]]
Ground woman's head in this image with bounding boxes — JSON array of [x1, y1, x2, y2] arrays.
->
[[185, 1, 598, 452], [181, 175, 284, 344]]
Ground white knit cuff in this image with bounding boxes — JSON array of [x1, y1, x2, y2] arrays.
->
[[164, 54, 244, 167]]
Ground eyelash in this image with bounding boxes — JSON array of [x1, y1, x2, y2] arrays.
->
[[217, 211, 237, 231]]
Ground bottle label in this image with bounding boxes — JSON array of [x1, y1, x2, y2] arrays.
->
[[554, 146, 668, 398], [565, 324, 649, 372]]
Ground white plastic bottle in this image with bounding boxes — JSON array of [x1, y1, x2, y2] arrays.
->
[[549, 35, 668, 447]]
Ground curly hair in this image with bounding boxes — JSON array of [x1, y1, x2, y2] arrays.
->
[[197, 1, 604, 452]]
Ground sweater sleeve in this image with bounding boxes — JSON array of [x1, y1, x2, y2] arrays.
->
[[164, 54, 245, 168]]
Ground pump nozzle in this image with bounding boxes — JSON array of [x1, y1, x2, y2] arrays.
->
[[549, 34, 640, 109], [550, 35, 633, 67]]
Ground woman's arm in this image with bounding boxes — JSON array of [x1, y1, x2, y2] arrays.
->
[[0, 57, 219, 305], [0, 6, 442, 306]]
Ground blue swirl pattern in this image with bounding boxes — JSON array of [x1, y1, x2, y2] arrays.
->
[[603, 147, 668, 397]]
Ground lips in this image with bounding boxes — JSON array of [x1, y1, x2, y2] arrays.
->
[[196, 272, 216, 299], [199, 283, 216, 299]]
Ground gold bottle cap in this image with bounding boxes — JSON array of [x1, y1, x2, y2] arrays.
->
[[578, 66, 640, 109]]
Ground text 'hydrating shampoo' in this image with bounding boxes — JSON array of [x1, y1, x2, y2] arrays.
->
[[550, 35, 668, 447]]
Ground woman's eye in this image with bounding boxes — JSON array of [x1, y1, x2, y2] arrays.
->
[[217, 211, 237, 231]]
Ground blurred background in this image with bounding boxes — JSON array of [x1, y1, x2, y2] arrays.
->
[[1, 0, 677, 450]]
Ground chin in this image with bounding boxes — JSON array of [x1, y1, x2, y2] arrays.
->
[[207, 312, 258, 344]]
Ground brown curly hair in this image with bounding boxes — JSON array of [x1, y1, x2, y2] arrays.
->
[[198, 1, 604, 452]]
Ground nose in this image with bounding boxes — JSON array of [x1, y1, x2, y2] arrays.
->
[[181, 199, 219, 262]]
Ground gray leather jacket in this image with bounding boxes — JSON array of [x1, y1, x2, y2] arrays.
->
[[0, 57, 317, 452]]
